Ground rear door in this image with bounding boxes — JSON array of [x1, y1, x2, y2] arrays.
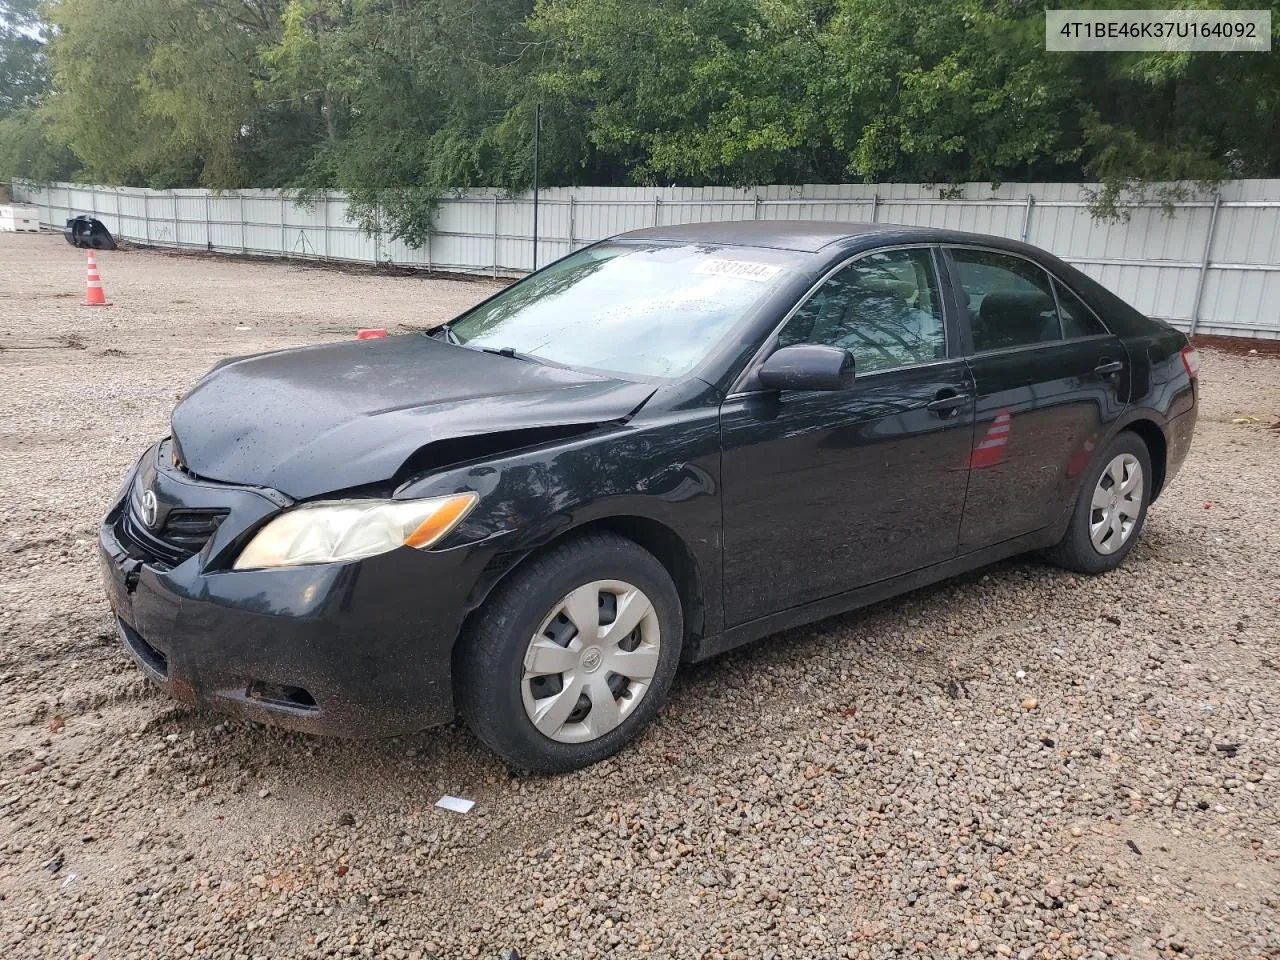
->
[[719, 246, 976, 626], [943, 246, 1130, 551]]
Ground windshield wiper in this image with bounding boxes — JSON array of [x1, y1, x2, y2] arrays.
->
[[473, 345, 544, 364], [438, 333, 570, 370], [428, 323, 461, 345]]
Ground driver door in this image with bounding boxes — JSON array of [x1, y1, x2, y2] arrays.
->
[[718, 246, 976, 627]]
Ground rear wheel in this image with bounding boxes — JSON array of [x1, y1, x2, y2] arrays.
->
[[1044, 431, 1152, 574], [456, 532, 682, 773]]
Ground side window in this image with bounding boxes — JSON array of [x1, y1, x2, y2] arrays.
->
[[1054, 278, 1108, 338], [951, 249, 1061, 352], [776, 249, 946, 373]]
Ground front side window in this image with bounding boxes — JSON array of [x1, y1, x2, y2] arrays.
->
[[449, 242, 800, 379], [952, 249, 1061, 352], [776, 248, 946, 373]]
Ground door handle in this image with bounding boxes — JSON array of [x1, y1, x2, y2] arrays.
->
[[1094, 359, 1124, 376], [926, 391, 969, 416]]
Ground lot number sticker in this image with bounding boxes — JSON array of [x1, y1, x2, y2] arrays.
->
[[694, 258, 784, 282]]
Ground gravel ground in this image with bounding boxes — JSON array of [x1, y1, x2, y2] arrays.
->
[[1, 232, 1278, 960]]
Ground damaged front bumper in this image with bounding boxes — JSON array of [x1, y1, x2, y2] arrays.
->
[[97, 441, 480, 737]]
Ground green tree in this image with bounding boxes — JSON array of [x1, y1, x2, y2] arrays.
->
[[533, 0, 836, 185], [1, 0, 47, 112], [1076, 2, 1280, 214], [0, 0, 74, 185], [45, 0, 310, 187], [5, 0, 1280, 239], [821, 0, 1083, 183], [263, 0, 557, 244]]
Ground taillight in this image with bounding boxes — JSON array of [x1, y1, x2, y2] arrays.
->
[[1180, 344, 1200, 380]]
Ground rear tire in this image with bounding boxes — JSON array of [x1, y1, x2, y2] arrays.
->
[[1044, 431, 1152, 574], [456, 531, 683, 773]]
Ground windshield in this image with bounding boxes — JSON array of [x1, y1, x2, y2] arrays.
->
[[448, 242, 800, 378]]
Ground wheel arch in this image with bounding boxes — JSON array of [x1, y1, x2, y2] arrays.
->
[[456, 514, 708, 663], [1120, 417, 1168, 501]]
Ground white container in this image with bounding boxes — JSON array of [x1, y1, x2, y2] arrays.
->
[[0, 205, 40, 232]]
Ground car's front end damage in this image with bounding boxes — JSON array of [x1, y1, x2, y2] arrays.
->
[[98, 439, 482, 736], [97, 333, 666, 737]]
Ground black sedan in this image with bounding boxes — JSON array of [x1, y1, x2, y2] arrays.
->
[[99, 221, 1198, 772]]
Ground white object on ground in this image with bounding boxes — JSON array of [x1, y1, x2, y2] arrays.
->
[[435, 795, 475, 814]]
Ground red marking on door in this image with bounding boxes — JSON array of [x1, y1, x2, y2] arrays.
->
[[969, 410, 1012, 469]]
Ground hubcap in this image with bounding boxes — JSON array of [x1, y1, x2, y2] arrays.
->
[[1090, 453, 1143, 555], [520, 579, 661, 744]]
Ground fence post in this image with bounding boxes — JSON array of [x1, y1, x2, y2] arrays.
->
[[871, 194, 880, 223], [170, 189, 178, 247], [322, 194, 330, 260], [280, 193, 288, 258], [1020, 194, 1035, 242], [239, 193, 247, 255], [653, 194, 661, 227], [143, 191, 150, 243], [205, 192, 212, 251], [753, 194, 760, 220], [1188, 193, 1222, 337], [115, 187, 122, 238], [492, 196, 499, 278], [568, 195, 576, 253]]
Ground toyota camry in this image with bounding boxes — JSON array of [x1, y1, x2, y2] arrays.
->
[[98, 221, 1198, 772]]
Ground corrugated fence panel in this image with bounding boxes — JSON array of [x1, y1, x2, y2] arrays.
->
[[207, 194, 243, 252], [174, 193, 208, 248], [13, 179, 1280, 338]]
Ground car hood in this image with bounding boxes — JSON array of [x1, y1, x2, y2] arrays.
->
[[171, 335, 655, 499]]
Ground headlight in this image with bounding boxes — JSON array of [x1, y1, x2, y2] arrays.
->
[[233, 493, 478, 570]]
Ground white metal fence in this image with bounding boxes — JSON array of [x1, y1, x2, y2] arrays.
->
[[15, 179, 1280, 339]]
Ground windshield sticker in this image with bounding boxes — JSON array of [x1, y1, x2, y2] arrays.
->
[[693, 258, 784, 283]]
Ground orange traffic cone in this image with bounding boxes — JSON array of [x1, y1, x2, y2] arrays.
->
[[82, 250, 112, 307]]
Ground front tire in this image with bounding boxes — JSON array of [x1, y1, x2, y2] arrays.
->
[[1044, 430, 1152, 574], [456, 532, 683, 773]]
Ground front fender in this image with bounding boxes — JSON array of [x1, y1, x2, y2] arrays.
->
[[396, 408, 725, 637]]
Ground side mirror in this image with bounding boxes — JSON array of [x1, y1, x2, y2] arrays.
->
[[757, 344, 855, 392]]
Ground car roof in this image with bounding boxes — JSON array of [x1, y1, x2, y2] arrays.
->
[[614, 219, 1077, 265], [616, 219, 1037, 253], [616, 220, 899, 252]]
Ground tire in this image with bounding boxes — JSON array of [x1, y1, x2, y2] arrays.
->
[[1043, 430, 1153, 574], [456, 531, 683, 773]]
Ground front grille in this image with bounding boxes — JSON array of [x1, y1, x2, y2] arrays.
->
[[117, 502, 228, 568], [162, 509, 228, 554]]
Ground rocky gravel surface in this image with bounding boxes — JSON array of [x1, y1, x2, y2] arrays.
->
[[1, 232, 1278, 959]]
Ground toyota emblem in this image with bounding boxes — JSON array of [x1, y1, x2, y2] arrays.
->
[[141, 489, 159, 528]]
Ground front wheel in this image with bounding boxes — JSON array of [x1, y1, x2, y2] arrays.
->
[[456, 532, 683, 773], [1044, 431, 1153, 574]]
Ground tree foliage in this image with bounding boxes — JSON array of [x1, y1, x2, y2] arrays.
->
[[0, 0, 72, 184], [2, 0, 1278, 237]]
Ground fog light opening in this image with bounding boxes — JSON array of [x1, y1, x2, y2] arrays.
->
[[247, 681, 318, 712], [118, 619, 168, 679]]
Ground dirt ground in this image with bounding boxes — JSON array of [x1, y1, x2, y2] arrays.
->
[[0, 232, 1278, 960]]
